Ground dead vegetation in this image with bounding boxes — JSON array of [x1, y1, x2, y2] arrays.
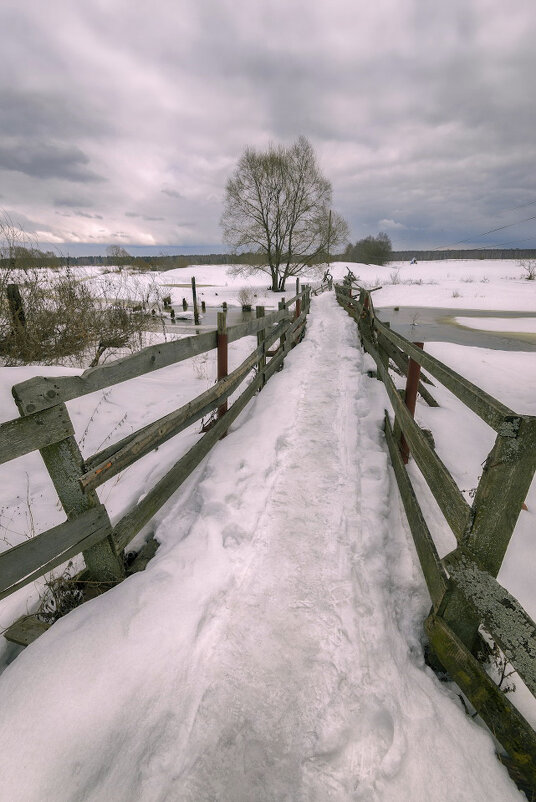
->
[[0, 213, 162, 366]]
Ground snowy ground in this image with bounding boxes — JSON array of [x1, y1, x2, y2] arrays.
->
[[0, 259, 534, 800], [454, 316, 536, 333]]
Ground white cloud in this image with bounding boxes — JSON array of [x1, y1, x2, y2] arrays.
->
[[378, 219, 407, 230], [1, 0, 535, 252]]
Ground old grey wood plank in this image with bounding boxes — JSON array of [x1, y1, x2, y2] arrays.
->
[[0, 505, 112, 600], [38, 417, 124, 581], [12, 330, 219, 415], [112, 319, 298, 553], [227, 308, 290, 343], [80, 343, 263, 491], [425, 614, 536, 787], [365, 336, 471, 539], [82, 318, 290, 477], [444, 551, 536, 696], [256, 306, 267, 388], [383, 412, 448, 608], [462, 416, 536, 577], [4, 616, 50, 646], [0, 405, 74, 465], [376, 329, 438, 403], [374, 319, 514, 431], [112, 367, 264, 552], [284, 293, 299, 308]]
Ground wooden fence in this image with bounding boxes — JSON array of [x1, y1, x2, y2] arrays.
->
[[335, 281, 536, 789], [0, 285, 311, 643]]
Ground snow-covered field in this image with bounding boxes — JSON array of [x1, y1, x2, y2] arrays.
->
[[0, 259, 534, 800]]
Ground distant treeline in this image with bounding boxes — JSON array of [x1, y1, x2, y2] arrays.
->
[[390, 249, 536, 261], [2, 248, 536, 271], [0, 251, 260, 270], [63, 247, 536, 267], [0, 250, 327, 270]]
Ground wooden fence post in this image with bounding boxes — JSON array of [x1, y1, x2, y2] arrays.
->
[[278, 298, 286, 339], [191, 276, 199, 325], [278, 299, 287, 369], [295, 278, 301, 319], [462, 416, 536, 576], [38, 418, 124, 582], [400, 342, 424, 464], [217, 311, 228, 435], [377, 321, 390, 381], [256, 306, 266, 387], [7, 284, 26, 331]]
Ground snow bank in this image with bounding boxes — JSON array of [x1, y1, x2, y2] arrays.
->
[[0, 294, 523, 801]]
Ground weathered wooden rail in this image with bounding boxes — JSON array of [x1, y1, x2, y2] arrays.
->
[[335, 280, 536, 789], [0, 285, 311, 639]]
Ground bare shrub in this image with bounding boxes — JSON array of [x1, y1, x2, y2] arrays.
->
[[192, 353, 210, 382], [237, 287, 255, 308], [519, 260, 536, 280], [37, 563, 84, 624], [0, 266, 161, 366], [0, 213, 164, 366]]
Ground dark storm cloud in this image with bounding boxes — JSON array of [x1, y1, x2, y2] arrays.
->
[[0, 89, 110, 140], [0, 141, 103, 182], [2, 0, 536, 249], [161, 189, 183, 199], [78, 211, 104, 220], [54, 197, 95, 208]]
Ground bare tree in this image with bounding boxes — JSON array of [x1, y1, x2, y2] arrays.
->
[[106, 245, 132, 268], [221, 136, 348, 291]]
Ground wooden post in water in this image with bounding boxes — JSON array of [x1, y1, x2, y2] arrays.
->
[[256, 306, 266, 387], [182, 297, 188, 311], [191, 277, 199, 325], [400, 342, 424, 464], [217, 311, 228, 436], [201, 300, 206, 313], [295, 278, 301, 319]]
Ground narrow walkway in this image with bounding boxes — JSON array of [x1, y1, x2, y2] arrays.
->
[[0, 294, 522, 801], [150, 294, 521, 800]]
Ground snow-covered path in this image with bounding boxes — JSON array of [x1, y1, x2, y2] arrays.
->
[[0, 294, 522, 801]]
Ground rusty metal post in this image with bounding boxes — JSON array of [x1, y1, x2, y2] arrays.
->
[[191, 276, 199, 325], [278, 299, 286, 368], [400, 342, 424, 464], [256, 305, 266, 387], [217, 311, 228, 436], [295, 278, 301, 319]]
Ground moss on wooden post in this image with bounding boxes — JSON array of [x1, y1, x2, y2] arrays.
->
[[217, 311, 228, 433], [191, 276, 199, 325], [463, 415, 536, 576], [38, 418, 124, 582]]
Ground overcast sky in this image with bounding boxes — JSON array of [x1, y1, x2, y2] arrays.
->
[[1, 0, 536, 255]]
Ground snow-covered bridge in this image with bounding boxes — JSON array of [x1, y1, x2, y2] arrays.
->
[[0, 289, 533, 800]]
